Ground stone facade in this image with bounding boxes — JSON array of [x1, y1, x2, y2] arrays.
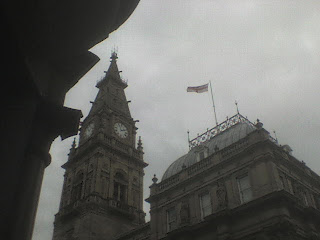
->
[[145, 120, 320, 240]]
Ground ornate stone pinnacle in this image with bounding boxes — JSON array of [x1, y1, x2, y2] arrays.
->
[[71, 137, 76, 149], [137, 136, 143, 151], [152, 174, 158, 184], [255, 119, 263, 129]]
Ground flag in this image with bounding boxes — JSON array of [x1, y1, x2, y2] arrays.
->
[[187, 83, 209, 93]]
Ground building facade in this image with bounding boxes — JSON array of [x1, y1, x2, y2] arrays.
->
[[145, 116, 320, 240], [53, 54, 320, 240]]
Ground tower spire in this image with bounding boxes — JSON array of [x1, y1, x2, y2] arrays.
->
[[87, 52, 130, 119], [104, 50, 121, 80]]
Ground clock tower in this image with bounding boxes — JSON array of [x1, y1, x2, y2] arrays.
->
[[52, 52, 147, 240]]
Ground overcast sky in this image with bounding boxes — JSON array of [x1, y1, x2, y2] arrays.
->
[[33, 1, 320, 239]]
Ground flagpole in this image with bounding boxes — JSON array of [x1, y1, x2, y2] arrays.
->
[[209, 81, 219, 127]]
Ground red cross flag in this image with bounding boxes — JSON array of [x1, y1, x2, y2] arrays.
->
[[187, 83, 209, 93]]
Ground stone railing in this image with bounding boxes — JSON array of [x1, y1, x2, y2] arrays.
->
[[56, 195, 135, 218], [158, 175, 180, 190], [221, 139, 249, 159], [109, 198, 134, 213], [187, 156, 212, 176], [104, 135, 142, 160]]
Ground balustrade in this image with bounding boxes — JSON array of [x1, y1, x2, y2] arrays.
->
[[158, 175, 179, 190]]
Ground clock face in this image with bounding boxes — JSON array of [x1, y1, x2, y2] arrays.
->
[[114, 122, 128, 138], [84, 123, 94, 137]]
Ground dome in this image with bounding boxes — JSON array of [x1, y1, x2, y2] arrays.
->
[[161, 121, 256, 181]]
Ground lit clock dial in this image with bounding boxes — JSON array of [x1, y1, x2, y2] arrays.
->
[[114, 122, 128, 138]]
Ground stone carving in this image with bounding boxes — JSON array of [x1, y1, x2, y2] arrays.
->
[[180, 201, 190, 225], [216, 180, 228, 210]]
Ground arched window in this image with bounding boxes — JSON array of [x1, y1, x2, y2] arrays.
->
[[72, 171, 84, 202], [113, 172, 128, 203]]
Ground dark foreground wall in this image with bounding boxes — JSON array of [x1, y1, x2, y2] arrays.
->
[[1, 1, 139, 239]]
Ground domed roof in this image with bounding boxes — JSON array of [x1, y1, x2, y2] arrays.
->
[[161, 121, 256, 181]]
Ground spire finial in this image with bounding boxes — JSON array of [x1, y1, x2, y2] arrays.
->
[[110, 50, 118, 62], [235, 100, 240, 114]]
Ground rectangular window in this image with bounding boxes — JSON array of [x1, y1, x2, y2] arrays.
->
[[197, 149, 208, 162], [287, 178, 293, 194], [199, 192, 212, 219], [302, 192, 309, 206], [279, 176, 285, 189], [237, 174, 252, 204], [199, 151, 205, 160], [166, 207, 176, 232]]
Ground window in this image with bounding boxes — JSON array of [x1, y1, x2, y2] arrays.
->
[[132, 190, 139, 208], [301, 191, 309, 206], [71, 172, 84, 202], [279, 176, 285, 189], [166, 207, 176, 232], [199, 151, 205, 161], [287, 178, 294, 193], [113, 182, 127, 202], [113, 172, 128, 203], [196, 148, 208, 162], [237, 174, 252, 203], [199, 192, 212, 219]]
